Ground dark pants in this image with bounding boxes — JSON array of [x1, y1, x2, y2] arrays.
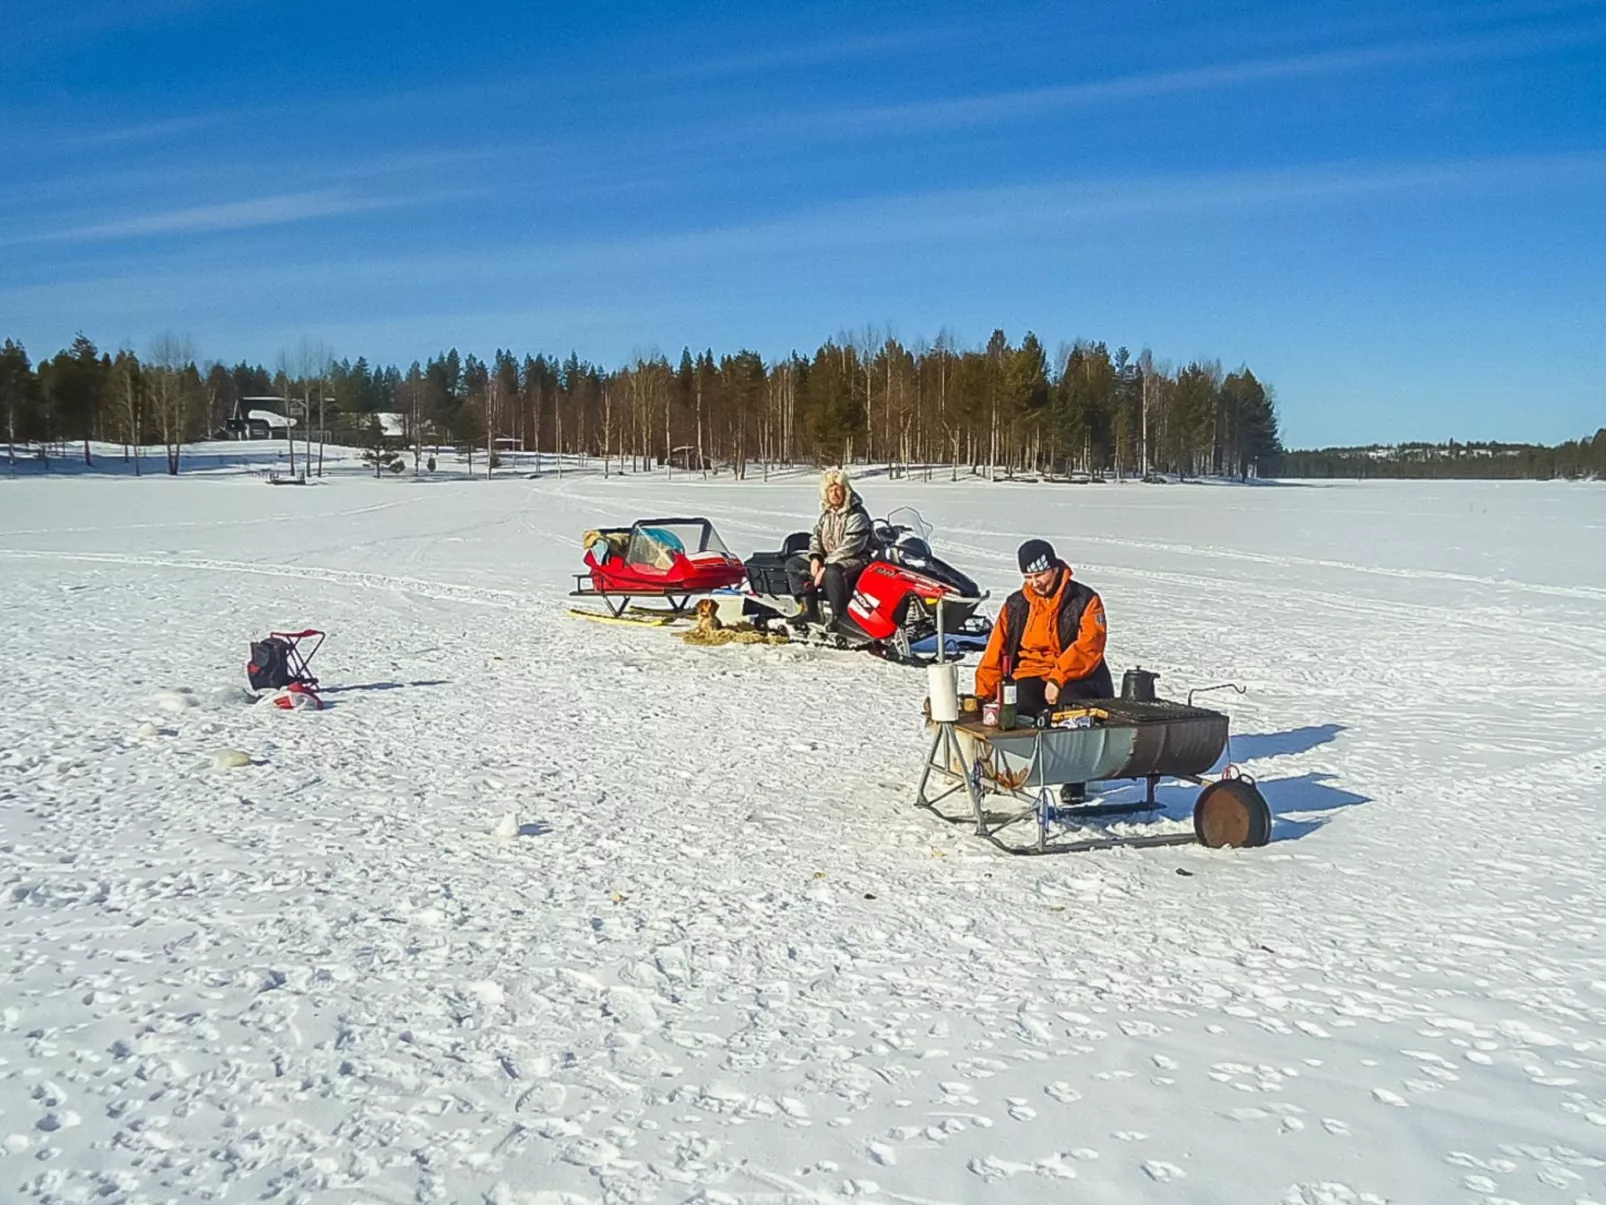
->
[[1013, 675, 1102, 803], [785, 554, 863, 624], [1014, 673, 1109, 717], [1013, 673, 1114, 802]]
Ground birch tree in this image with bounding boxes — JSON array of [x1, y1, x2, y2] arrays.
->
[[111, 350, 143, 475], [148, 333, 195, 475]]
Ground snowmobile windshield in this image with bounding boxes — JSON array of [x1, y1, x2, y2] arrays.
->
[[879, 508, 937, 562], [625, 520, 728, 568], [885, 507, 933, 547]]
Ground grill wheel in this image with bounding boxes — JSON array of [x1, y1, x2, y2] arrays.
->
[[1193, 778, 1272, 848]]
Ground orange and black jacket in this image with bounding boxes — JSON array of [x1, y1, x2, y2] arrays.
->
[[975, 563, 1112, 699]]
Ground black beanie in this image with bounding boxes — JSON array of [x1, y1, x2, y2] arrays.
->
[[1017, 538, 1056, 574]]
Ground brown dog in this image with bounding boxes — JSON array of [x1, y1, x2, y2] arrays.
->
[[692, 598, 723, 636]]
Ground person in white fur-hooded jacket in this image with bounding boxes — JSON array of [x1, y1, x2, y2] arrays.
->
[[784, 467, 873, 631]]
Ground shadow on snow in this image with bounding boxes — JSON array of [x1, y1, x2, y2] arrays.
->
[[1096, 721, 1368, 842], [1227, 723, 1369, 842], [318, 680, 450, 694]]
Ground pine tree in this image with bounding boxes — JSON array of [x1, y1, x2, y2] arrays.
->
[[1, 340, 35, 473], [42, 334, 108, 466]]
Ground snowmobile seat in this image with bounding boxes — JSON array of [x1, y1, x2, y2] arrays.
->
[[745, 550, 794, 596]]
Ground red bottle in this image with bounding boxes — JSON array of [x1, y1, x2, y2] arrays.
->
[[999, 655, 1018, 729]]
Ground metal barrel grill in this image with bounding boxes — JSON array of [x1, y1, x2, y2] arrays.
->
[[915, 695, 1272, 855]]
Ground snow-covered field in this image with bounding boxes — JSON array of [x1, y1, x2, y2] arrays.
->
[[3, 456, 1605, 1205]]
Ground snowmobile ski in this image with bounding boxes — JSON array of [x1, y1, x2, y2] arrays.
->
[[566, 607, 689, 628]]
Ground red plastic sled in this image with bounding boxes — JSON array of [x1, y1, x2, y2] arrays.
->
[[571, 518, 746, 617]]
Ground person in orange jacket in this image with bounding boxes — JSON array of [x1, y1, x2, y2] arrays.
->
[[974, 538, 1114, 717]]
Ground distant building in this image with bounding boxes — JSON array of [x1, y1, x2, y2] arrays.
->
[[665, 444, 710, 470], [226, 397, 298, 439]]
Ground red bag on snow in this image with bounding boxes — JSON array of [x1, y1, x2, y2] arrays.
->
[[273, 681, 324, 711]]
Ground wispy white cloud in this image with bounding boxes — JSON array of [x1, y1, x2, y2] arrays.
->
[[10, 149, 1599, 292], [1226, 0, 1606, 55], [778, 20, 1606, 137], [535, 151, 1606, 271], [1, 0, 246, 52], [644, 28, 962, 83], [30, 189, 422, 244], [2, 143, 516, 215], [59, 113, 229, 150]]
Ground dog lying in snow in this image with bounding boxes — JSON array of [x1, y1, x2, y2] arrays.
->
[[678, 600, 786, 647], [691, 598, 723, 636]]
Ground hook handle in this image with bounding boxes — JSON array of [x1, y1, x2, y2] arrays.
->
[[1186, 682, 1247, 707]]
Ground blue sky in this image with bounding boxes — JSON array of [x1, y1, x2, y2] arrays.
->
[[3, 0, 1603, 447]]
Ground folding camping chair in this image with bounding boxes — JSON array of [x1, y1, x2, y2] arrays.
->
[[246, 629, 325, 693]]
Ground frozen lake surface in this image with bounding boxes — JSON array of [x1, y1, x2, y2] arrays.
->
[[2, 459, 1604, 1204]]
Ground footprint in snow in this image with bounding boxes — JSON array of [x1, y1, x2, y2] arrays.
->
[[1281, 1185, 1390, 1205], [1044, 1082, 1082, 1103], [1143, 1160, 1186, 1182], [1537, 1166, 1583, 1189], [966, 1155, 1018, 1181], [1370, 1088, 1408, 1107], [1034, 1153, 1078, 1179]]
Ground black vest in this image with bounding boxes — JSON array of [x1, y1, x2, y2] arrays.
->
[[1001, 572, 1113, 692]]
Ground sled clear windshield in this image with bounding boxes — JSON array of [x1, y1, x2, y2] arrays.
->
[[625, 520, 729, 568]]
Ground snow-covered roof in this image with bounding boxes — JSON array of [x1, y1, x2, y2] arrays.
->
[[376, 412, 406, 437], [247, 409, 296, 429]]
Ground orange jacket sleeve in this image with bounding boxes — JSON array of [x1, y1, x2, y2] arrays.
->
[[1053, 592, 1106, 685], [974, 606, 1010, 700]]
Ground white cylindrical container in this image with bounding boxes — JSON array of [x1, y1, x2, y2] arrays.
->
[[927, 662, 959, 722]]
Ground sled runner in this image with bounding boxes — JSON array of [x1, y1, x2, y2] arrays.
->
[[570, 518, 747, 619], [566, 606, 689, 628], [914, 688, 1271, 854]]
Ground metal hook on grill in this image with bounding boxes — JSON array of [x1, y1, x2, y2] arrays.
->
[[1186, 682, 1247, 707]]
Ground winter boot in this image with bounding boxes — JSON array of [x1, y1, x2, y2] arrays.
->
[[790, 594, 821, 632]]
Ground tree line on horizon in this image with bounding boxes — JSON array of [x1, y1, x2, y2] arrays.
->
[[0, 329, 1283, 480], [5, 328, 1597, 481], [1282, 437, 1606, 481]]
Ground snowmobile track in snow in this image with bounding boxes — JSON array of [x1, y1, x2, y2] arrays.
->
[[0, 549, 543, 611]]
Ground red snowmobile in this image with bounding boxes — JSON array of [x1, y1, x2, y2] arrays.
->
[[738, 508, 991, 663]]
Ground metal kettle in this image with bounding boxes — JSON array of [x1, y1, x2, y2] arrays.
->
[[1121, 666, 1159, 702]]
